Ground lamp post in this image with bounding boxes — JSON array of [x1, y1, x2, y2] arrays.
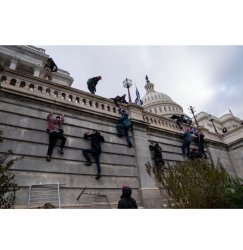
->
[[208, 114, 218, 134], [123, 77, 132, 102], [188, 106, 199, 127]]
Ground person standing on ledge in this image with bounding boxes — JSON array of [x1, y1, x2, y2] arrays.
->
[[87, 76, 102, 94], [82, 130, 105, 180], [44, 57, 58, 81], [118, 186, 138, 209]]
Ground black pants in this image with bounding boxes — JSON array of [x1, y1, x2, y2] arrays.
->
[[88, 85, 96, 94], [47, 131, 66, 157], [198, 144, 207, 158], [82, 148, 101, 175]]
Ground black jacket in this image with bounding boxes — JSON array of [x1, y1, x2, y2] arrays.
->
[[118, 187, 138, 209], [84, 131, 105, 154], [45, 58, 58, 72], [87, 77, 100, 88]]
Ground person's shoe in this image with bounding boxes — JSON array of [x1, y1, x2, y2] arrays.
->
[[58, 147, 64, 155], [95, 174, 102, 180], [85, 161, 92, 166], [128, 144, 133, 148], [46, 155, 51, 162]]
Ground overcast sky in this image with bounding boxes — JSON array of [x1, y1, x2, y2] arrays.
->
[[41, 46, 243, 119]]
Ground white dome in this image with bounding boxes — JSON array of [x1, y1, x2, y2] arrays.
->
[[141, 75, 183, 117]]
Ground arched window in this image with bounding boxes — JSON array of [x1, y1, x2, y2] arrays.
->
[[61, 93, 66, 99], [29, 84, 34, 90], [89, 100, 93, 106], [69, 95, 73, 102], [0, 76, 7, 82], [75, 97, 80, 103], [19, 81, 26, 88], [46, 88, 51, 95], [38, 86, 43, 93], [83, 99, 87, 105], [10, 79, 16, 86]]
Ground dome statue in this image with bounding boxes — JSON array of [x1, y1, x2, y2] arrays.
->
[[141, 75, 184, 118]]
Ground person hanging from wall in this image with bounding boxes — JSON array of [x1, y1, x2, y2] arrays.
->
[[82, 130, 105, 180], [117, 186, 138, 209], [196, 128, 207, 159], [181, 127, 192, 157], [46, 112, 66, 162], [110, 94, 128, 107], [87, 76, 102, 94], [43, 57, 58, 81], [149, 142, 165, 168], [116, 109, 133, 148], [189, 148, 202, 160]]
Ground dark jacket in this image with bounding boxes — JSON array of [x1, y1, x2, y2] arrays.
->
[[87, 77, 100, 88], [118, 112, 131, 128], [45, 58, 58, 72], [118, 187, 138, 209], [84, 131, 105, 154], [149, 143, 165, 167]]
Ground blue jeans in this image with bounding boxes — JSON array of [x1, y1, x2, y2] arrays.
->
[[82, 148, 101, 174], [182, 141, 191, 156], [116, 124, 132, 146]]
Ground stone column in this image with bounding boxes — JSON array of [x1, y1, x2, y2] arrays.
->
[[128, 104, 162, 208], [34, 65, 41, 77], [9, 57, 18, 70]]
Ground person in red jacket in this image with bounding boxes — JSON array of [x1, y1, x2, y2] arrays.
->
[[46, 112, 66, 162]]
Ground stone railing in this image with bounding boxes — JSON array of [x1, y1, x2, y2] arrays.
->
[[143, 110, 182, 132], [25, 45, 46, 54], [0, 68, 201, 135], [0, 69, 125, 119]]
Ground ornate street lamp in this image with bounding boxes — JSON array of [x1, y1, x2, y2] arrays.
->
[[208, 114, 218, 134], [188, 106, 199, 127], [123, 77, 132, 103]]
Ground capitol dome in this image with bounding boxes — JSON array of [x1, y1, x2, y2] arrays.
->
[[141, 75, 184, 117]]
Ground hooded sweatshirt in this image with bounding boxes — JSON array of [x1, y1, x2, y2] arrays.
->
[[117, 187, 138, 209]]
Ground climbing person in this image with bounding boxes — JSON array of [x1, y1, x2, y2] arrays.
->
[[82, 130, 105, 180], [189, 148, 202, 160], [87, 76, 102, 94], [117, 186, 138, 209], [116, 109, 133, 148], [111, 94, 128, 107], [181, 127, 192, 157], [196, 129, 207, 158], [44, 57, 58, 81], [149, 142, 165, 168], [46, 112, 66, 162]]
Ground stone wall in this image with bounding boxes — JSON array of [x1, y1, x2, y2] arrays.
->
[[1, 68, 243, 208]]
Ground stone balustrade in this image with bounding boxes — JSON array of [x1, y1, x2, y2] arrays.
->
[[0, 69, 125, 119], [0, 68, 202, 135]]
